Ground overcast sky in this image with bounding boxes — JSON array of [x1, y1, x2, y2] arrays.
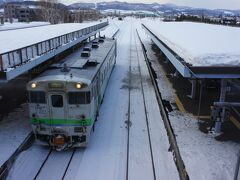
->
[[59, 0, 240, 10]]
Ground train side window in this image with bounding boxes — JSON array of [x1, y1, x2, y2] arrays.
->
[[29, 91, 46, 104], [68, 92, 90, 104], [51, 95, 63, 107]]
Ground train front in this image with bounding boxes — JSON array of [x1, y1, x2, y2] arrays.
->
[[26, 78, 93, 150]]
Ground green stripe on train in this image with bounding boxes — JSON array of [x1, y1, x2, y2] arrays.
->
[[30, 118, 92, 126]]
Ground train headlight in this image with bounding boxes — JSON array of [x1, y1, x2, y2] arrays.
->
[[75, 83, 82, 89], [31, 83, 37, 89]]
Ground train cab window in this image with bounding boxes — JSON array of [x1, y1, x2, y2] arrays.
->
[[29, 91, 46, 104], [51, 95, 63, 107], [68, 92, 90, 104]]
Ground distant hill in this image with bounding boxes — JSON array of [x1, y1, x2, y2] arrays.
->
[[68, 2, 96, 10], [94, 1, 240, 16], [96, 1, 190, 12], [66, 1, 240, 17], [0, 0, 239, 17]]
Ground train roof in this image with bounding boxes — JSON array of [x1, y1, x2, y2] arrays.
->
[[30, 38, 116, 85]]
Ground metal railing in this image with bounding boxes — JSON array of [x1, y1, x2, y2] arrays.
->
[[0, 22, 108, 72]]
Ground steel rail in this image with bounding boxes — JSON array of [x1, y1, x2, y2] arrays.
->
[[136, 30, 189, 180], [61, 149, 76, 180], [33, 149, 53, 180]]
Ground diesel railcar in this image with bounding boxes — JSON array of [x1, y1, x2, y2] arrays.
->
[[26, 37, 117, 150]]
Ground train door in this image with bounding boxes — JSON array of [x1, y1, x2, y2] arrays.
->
[[48, 93, 66, 123], [97, 75, 101, 106]]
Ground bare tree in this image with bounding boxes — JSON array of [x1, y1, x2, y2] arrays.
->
[[38, 0, 61, 24]]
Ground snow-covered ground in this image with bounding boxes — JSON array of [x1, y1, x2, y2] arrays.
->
[[136, 18, 240, 180], [0, 104, 31, 166], [100, 19, 124, 38], [0, 22, 50, 31], [143, 19, 240, 67], [1, 18, 239, 180], [0, 21, 105, 54], [6, 18, 178, 180]]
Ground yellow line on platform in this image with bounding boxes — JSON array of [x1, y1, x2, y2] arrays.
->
[[230, 116, 240, 130], [175, 95, 186, 113], [194, 116, 211, 120]]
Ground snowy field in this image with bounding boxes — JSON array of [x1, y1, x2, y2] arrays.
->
[[1, 18, 239, 180], [0, 22, 50, 31], [143, 19, 240, 67]]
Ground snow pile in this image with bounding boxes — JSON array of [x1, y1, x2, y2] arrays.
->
[[169, 112, 240, 180], [0, 22, 50, 31], [0, 21, 106, 54], [143, 20, 240, 67]]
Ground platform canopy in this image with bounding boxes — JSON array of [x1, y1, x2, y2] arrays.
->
[[0, 22, 103, 54], [0, 21, 108, 82], [143, 20, 240, 78]]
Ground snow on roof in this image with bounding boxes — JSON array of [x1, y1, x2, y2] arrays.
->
[[0, 21, 50, 31], [0, 21, 103, 54], [0, 8, 4, 13], [143, 20, 240, 67]]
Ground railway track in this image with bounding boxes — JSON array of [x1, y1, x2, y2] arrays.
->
[[136, 29, 189, 180], [133, 27, 156, 180], [2, 19, 183, 180], [125, 23, 157, 180], [33, 148, 77, 180]]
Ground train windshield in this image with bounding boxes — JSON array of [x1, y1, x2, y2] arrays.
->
[[29, 91, 46, 104], [51, 95, 63, 107], [68, 92, 90, 104]]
